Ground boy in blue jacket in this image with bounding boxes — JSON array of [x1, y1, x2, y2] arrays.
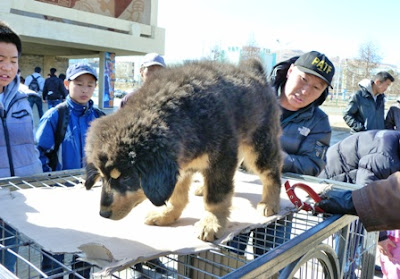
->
[[35, 63, 104, 278], [36, 63, 104, 172]]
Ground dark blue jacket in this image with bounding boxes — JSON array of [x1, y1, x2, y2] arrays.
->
[[42, 75, 67, 101], [319, 130, 400, 186], [343, 79, 385, 133], [36, 95, 103, 172], [269, 57, 331, 176]]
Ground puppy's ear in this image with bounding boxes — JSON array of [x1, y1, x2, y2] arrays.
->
[[138, 153, 178, 206], [85, 162, 100, 190]]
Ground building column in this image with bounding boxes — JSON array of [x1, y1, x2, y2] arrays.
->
[[98, 51, 116, 109]]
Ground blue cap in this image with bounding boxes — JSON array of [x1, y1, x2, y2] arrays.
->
[[141, 53, 166, 68], [66, 63, 98, 81]]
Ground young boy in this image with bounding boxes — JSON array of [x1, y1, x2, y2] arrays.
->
[[36, 63, 104, 172], [0, 20, 42, 273], [35, 63, 104, 277]]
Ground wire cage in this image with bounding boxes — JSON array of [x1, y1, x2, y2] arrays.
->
[[0, 170, 378, 279]]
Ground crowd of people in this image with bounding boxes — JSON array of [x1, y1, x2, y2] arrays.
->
[[1, 18, 400, 279]]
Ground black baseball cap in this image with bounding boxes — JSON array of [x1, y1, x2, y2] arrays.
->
[[294, 51, 335, 88]]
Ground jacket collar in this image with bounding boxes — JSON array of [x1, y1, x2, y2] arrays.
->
[[2, 76, 26, 111], [281, 102, 315, 127], [66, 95, 94, 116]]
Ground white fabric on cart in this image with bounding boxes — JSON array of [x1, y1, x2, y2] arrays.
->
[[0, 171, 327, 275]]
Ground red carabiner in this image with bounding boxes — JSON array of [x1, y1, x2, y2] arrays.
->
[[284, 181, 324, 213]]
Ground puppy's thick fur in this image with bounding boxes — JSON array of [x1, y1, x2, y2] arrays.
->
[[85, 60, 282, 242]]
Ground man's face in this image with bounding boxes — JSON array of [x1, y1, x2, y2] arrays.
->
[[0, 42, 18, 92], [65, 74, 96, 105], [140, 65, 164, 82], [375, 79, 392, 94], [280, 65, 328, 111]]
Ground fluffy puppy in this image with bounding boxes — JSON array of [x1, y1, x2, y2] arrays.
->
[[84, 60, 282, 242]]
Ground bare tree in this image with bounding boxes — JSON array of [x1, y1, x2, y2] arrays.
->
[[342, 41, 382, 93], [358, 41, 382, 78]]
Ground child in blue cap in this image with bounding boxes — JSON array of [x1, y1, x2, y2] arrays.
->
[[36, 63, 105, 172]]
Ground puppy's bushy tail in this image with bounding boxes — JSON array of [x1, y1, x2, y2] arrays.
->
[[239, 58, 266, 79]]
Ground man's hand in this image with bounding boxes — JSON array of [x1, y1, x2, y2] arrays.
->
[[315, 190, 357, 215]]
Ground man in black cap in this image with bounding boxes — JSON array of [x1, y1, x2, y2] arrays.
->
[[271, 50, 335, 176], [229, 51, 336, 258]]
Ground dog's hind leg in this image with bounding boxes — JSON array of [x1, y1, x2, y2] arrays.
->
[[197, 146, 237, 242], [145, 171, 193, 226], [242, 129, 282, 217]]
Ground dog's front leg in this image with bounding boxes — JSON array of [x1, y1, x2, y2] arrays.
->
[[145, 172, 192, 226], [257, 168, 281, 217], [196, 163, 235, 242]]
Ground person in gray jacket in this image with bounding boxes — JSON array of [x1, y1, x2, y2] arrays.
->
[[385, 97, 400, 130], [0, 20, 42, 273], [343, 71, 394, 134]]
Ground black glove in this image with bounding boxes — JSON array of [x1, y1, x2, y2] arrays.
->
[[316, 190, 357, 215]]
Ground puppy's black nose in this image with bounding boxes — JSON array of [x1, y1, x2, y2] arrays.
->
[[100, 210, 112, 218]]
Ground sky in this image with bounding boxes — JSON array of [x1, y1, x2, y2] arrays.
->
[[157, 0, 400, 66]]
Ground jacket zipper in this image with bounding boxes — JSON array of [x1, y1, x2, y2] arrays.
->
[[1, 96, 26, 177]]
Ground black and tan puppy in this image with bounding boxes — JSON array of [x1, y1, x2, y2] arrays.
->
[[84, 60, 282, 242]]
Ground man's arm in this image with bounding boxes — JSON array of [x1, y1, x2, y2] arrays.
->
[[385, 107, 396, 129], [317, 172, 400, 232], [24, 75, 32, 86], [281, 115, 331, 176], [35, 110, 59, 172], [343, 94, 365, 132], [42, 80, 49, 101]]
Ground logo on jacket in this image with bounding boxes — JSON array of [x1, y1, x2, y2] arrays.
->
[[298, 126, 310, 136]]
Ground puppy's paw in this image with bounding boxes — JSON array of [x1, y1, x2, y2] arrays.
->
[[195, 213, 223, 242], [144, 209, 177, 226], [257, 202, 279, 217]]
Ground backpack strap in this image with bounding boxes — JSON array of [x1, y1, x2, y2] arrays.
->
[[46, 101, 70, 171], [54, 101, 70, 153]]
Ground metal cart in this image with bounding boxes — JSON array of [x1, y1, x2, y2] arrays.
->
[[0, 170, 378, 278]]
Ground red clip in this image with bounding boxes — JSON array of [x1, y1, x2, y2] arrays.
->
[[284, 181, 324, 213]]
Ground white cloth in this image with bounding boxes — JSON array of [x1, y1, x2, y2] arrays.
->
[[0, 171, 327, 274]]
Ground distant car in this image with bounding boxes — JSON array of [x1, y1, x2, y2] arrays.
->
[[114, 89, 127, 98]]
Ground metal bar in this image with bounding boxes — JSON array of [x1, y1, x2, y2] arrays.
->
[[223, 214, 355, 278]]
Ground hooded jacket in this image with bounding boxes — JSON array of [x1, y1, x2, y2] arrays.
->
[[343, 79, 385, 133], [319, 129, 400, 185], [269, 57, 331, 176], [36, 95, 104, 172], [0, 77, 42, 177]]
